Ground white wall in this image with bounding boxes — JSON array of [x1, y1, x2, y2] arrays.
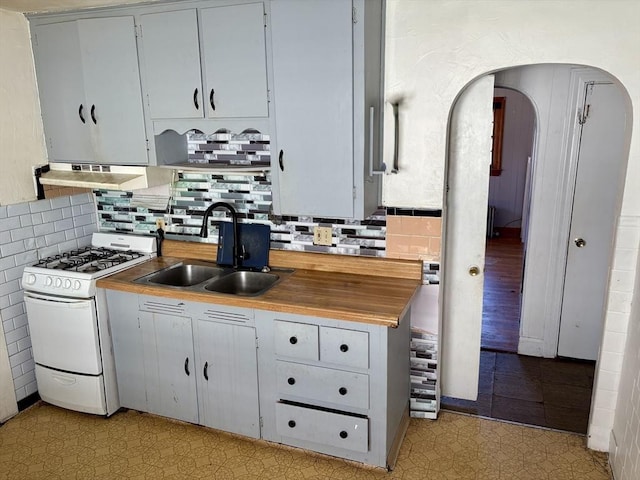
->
[[488, 87, 535, 230], [384, 0, 640, 452], [0, 9, 47, 205]]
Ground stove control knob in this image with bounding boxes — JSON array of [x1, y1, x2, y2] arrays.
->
[[64, 279, 72, 289], [73, 280, 81, 291], [45, 276, 53, 287], [25, 274, 37, 285], [54, 278, 62, 288]]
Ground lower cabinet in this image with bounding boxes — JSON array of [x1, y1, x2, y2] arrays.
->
[[106, 290, 410, 469], [107, 291, 259, 437]]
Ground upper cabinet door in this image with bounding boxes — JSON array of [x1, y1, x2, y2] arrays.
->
[[200, 3, 269, 119], [139, 9, 204, 119], [32, 16, 148, 165], [270, 0, 354, 218], [78, 17, 148, 165], [32, 21, 94, 162]]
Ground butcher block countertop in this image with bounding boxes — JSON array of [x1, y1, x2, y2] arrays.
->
[[97, 240, 423, 328]]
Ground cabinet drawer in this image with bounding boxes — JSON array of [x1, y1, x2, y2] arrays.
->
[[274, 321, 318, 361], [276, 361, 369, 410], [275, 402, 368, 453], [320, 327, 369, 369]]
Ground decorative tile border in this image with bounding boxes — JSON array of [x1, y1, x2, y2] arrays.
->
[[188, 130, 270, 167]]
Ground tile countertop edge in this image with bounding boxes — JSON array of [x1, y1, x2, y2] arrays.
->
[[96, 254, 422, 328]]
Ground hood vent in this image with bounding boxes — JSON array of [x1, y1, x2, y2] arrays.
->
[[37, 163, 173, 191]]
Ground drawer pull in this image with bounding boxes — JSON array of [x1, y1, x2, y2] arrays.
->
[[340, 343, 349, 353], [288, 420, 296, 428], [287, 377, 296, 385], [338, 387, 348, 396], [289, 336, 298, 345], [339, 430, 348, 439], [203, 361, 209, 381]]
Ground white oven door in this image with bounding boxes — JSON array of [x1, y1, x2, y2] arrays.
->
[[24, 292, 102, 375]]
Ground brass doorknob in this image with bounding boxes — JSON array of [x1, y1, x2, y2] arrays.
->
[[574, 238, 586, 248], [469, 266, 480, 276]]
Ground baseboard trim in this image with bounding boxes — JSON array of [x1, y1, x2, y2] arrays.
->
[[17, 392, 40, 412]]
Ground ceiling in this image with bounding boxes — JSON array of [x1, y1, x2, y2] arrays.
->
[[0, 0, 154, 13]]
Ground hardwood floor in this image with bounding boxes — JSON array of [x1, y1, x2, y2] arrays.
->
[[482, 237, 524, 352]]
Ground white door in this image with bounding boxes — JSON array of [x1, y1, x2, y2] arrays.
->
[[441, 76, 495, 400], [139, 9, 203, 119], [557, 82, 629, 360], [195, 320, 260, 438], [200, 3, 269, 118]]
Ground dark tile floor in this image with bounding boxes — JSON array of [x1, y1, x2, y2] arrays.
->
[[441, 350, 596, 434]]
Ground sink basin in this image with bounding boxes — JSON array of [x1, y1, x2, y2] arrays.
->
[[204, 271, 280, 296], [138, 262, 223, 287]]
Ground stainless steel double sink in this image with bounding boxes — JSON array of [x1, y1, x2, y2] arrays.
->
[[134, 260, 291, 297]]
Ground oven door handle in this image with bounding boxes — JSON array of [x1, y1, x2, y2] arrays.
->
[[24, 292, 93, 307]]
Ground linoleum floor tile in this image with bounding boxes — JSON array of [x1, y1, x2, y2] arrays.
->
[[0, 403, 612, 480]]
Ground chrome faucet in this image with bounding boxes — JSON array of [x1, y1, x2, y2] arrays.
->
[[200, 202, 243, 268]]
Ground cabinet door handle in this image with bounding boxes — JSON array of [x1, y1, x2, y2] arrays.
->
[[193, 88, 199, 110], [209, 88, 216, 111], [78, 104, 86, 124], [339, 387, 347, 396], [369, 106, 386, 175], [289, 335, 297, 345], [278, 150, 284, 172], [203, 361, 209, 381], [288, 420, 296, 428], [339, 430, 348, 439], [90, 105, 97, 124], [340, 343, 349, 353], [184, 357, 190, 376], [287, 377, 296, 385]]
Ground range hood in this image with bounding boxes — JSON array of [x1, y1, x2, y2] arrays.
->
[[37, 163, 173, 190]]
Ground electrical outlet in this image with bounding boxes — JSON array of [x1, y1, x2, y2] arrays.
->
[[155, 218, 165, 230], [313, 226, 333, 246]]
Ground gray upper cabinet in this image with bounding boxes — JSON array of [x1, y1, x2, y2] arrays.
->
[[139, 2, 269, 122], [269, 0, 384, 219], [31, 16, 149, 165]]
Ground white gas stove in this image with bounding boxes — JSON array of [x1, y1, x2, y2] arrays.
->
[[21, 232, 156, 416], [23, 232, 155, 298]]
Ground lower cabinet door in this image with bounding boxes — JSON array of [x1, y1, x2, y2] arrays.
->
[[275, 402, 369, 453], [195, 320, 260, 438], [139, 311, 198, 423]]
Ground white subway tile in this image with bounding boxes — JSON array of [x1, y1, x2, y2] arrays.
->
[[615, 225, 640, 250], [20, 357, 34, 373], [605, 311, 630, 334], [0, 206, 7, 219], [0, 279, 20, 297], [609, 269, 636, 293], [591, 407, 615, 428], [9, 291, 24, 307], [0, 230, 11, 244], [0, 295, 10, 309], [600, 350, 625, 373], [44, 231, 66, 246], [74, 213, 95, 227], [5, 265, 26, 282], [24, 381, 38, 397], [596, 370, 621, 392], [29, 199, 52, 214], [613, 248, 639, 271], [33, 222, 55, 237], [6, 341, 18, 356], [50, 196, 71, 209], [10, 226, 35, 242], [41, 208, 63, 223], [62, 206, 73, 219], [71, 205, 82, 216], [8, 344, 31, 367], [602, 331, 628, 354], [13, 313, 28, 330], [13, 370, 36, 390], [607, 291, 633, 314], [11, 365, 22, 379], [57, 239, 79, 253], [30, 213, 43, 225], [0, 256, 16, 271], [2, 303, 24, 323], [6, 203, 30, 217], [0, 216, 21, 233], [70, 193, 92, 205], [595, 389, 619, 410], [37, 245, 60, 259], [19, 214, 33, 227], [23, 237, 36, 251], [14, 386, 26, 401], [13, 250, 37, 267], [0, 240, 26, 257], [54, 218, 74, 233]]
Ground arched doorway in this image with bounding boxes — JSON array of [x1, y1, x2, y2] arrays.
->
[[440, 64, 632, 434]]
